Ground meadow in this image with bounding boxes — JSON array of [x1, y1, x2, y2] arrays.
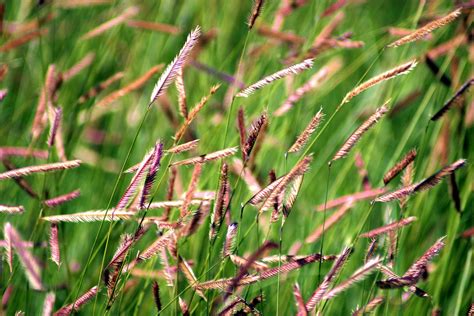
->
[[0, 0, 473, 315]]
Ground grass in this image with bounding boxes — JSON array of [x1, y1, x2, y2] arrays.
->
[[0, 0, 472, 315]]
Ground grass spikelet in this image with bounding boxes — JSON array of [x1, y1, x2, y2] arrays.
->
[[126, 20, 180, 34], [152, 281, 161, 312], [80, 6, 139, 40], [237, 107, 247, 160], [223, 222, 238, 257], [0, 29, 47, 52], [316, 188, 385, 211], [0, 204, 24, 214], [139, 142, 164, 208], [96, 65, 163, 107], [6, 223, 44, 290], [243, 112, 267, 161], [288, 109, 323, 153], [136, 230, 174, 263], [248, 0, 264, 29], [178, 256, 207, 300], [331, 103, 389, 163], [4, 223, 13, 272], [42, 210, 135, 223], [78, 72, 124, 104], [374, 159, 466, 203], [431, 78, 473, 121], [47, 106, 62, 147], [387, 9, 462, 48], [43, 292, 55, 316], [322, 257, 381, 300], [54, 286, 98, 315], [305, 247, 351, 311], [178, 297, 190, 316], [360, 216, 417, 238], [210, 163, 230, 240], [150, 26, 201, 105], [49, 223, 60, 266], [229, 254, 269, 271], [342, 60, 416, 104], [0, 147, 48, 160], [180, 164, 202, 217], [174, 84, 221, 140], [44, 189, 80, 208], [383, 149, 417, 185], [293, 283, 308, 316], [365, 238, 378, 263], [176, 68, 188, 118], [167, 139, 200, 154], [0, 160, 81, 181], [275, 59, 341, 116], [236, 59, 313, 97], [171, 147, 237, 167]]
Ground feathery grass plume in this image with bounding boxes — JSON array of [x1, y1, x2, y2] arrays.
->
[[32, 64, 59, 142], [0, 29, 47, 52], [248, 0, 264, 29], [210, 163, 230, 240], [133, 231, 174, 267], [44, 189, 80, 208], [275, 59, 341, 116], [149, 26, 201, 105], [316, 188, 386, 211], [305, 202, 352, 243], [243, 112, 267, 161], [322, 257, 381, 300], [448, 173, 461, 212], [43, 292, 55, 316], [174, 84, 221, 140], [61, 52, 96, 81], [152, 281, 161, 312], [158, 248, 174, 286], [4, 223, 13, 272], [180, 164, 202, 217], [431, 78, 473, 121], [378, 237, 445, 289], [178, 297, 190, 316], [225, 241, 278, 297], [47, 106, 62, 147], [96, 65, 163, 107], [260, 254, 337, 263], [236, 59, 313, 97], [342, 60, 416, 104], [261, 155, 312, 211], [116, 151, 154, 210], [278, 174, 304, 219], [288, 109, 323, 153], [387, 9, 462, 48], [352, 296, 384, 316], [42, 210, 135, 223], [0, 204, 24, 214], [311, 11, 344, 50], [331, 103, 389, 163], [229, 255, 269, 271], [166, 139, 199, 154], [360, 217, 417, 238], [139, 142, 164, 208], [0, 147, 48, 159], [365, 238, 378, 263], [178, 256, 207, 301], [2, 158, 39, 199], [0, 160, 81, 181], [293, 283, 308, 316], [399, 161, 414, 209], [374, 159, 466, 203], [305, 247, 352, 311], [176, 68, 188, 118], [54, 286, 98, 315], [78, 71, 124, 104], [223, 223, 238, 257], [257, 25, 305, 44], [49, 223, 60, 266], [126, 20, 181, 34], [146, 199, 203, 209], [162, 167, 176, 221], [171, 147, 237, 167], [383, 149, 417, 185], [6, 223, 44, 290], [321, 0, 347, 17], [237, 108, 247, 160], [197, 253, 323, 291], [80, 6, 138, 40]]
